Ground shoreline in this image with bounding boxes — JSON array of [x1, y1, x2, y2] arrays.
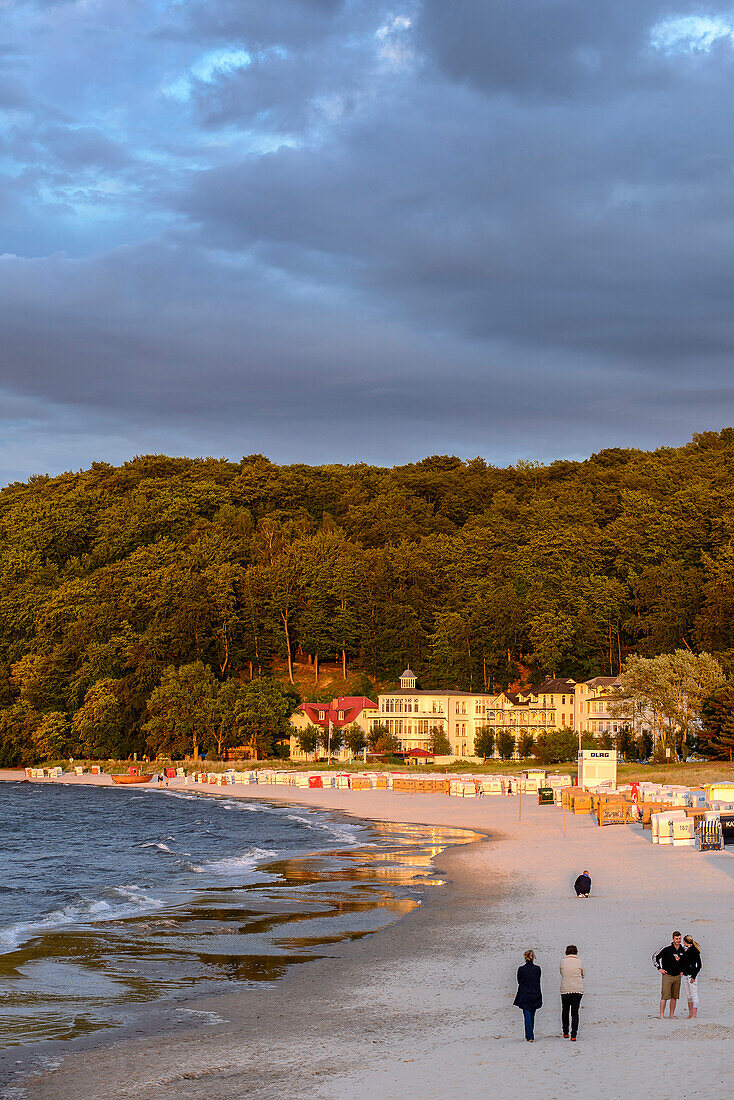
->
[[5, 772, 734, 1100], [0, 774, 487, 1098]]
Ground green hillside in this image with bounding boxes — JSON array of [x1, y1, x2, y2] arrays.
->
[[2, 430, 734, 761]]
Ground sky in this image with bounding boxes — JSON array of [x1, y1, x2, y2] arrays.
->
[[3, 1, 734, 482]]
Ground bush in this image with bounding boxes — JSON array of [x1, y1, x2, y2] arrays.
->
[[534, 728, 577, 765]]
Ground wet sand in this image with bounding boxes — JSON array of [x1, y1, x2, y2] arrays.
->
[[5, 773, 734, 1100]]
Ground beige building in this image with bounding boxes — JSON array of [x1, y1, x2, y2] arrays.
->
[[375, 669, 498, 758], [493, 678, 577, 734], [574, 676, 631, 736], [376, 671, 580, 758]]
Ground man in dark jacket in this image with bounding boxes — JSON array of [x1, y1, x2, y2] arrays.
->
[[574, 870, 591, 897], [655, 931, 684, 1018]]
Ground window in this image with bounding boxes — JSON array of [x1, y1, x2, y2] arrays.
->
[[561, 696, 566, 705], [338, 711, 344, 720]]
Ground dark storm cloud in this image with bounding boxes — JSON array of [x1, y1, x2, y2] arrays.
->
[[418, 0, 731, 96], [2, 0, 734, 481], [178, 66, 734, 367]]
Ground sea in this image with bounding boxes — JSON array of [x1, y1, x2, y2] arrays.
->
[[0, 780, 469, 1092]]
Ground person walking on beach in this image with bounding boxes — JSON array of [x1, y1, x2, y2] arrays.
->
[[655, 931, 685, 1018], [560, 945, 584, 1040], [513, 950, 542, 1042], [574, 870, 591, 897], [681, 936, 702, 1019]]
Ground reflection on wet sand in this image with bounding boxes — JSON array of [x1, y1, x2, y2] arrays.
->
[[0, 820, 482, 1053]]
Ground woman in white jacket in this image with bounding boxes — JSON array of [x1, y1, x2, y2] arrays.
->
[[560, 945, 584, 1040]]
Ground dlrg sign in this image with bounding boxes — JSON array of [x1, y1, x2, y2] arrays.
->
[[577, 749, 617, 790]]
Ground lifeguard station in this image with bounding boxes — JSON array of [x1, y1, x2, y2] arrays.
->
[[577, 749, 617, 790]]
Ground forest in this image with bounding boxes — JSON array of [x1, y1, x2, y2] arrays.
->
[[2, 428, 734, 763]]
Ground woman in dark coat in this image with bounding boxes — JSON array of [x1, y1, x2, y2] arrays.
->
[[682, 936, 702, 1019], [514, 949, 543, 1041]]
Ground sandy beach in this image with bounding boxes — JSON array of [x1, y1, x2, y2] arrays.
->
[[4, 771, 734, 1100]]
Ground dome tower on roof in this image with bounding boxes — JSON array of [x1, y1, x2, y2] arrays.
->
[[399, 668, 417, 690]]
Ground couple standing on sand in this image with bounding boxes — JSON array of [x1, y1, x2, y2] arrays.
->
[[513, 946, 584, 1042], [655, 931, 702, 1019]]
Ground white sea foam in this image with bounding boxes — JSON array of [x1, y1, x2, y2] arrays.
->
[[205, 846, 278, 875], [0, 885, 165, 952], [139, 841, 172, 852], [178, 860, 205, 873], [284, 812, 363, 846], [177, 1007, 225, 1026], [319, 820, 363, 846]]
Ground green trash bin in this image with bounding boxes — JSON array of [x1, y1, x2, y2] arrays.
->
[[538, 787, 554, 805]]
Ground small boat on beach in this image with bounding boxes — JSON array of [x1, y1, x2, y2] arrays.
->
[[111, 773, 154, 785]]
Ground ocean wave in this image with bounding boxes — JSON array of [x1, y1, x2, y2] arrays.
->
[[284, 812, 363, 847], [320, 821, 363, 845], [139, 841, 172, 852], [0, 885, 165, 952], [205, 846, 278, 875]]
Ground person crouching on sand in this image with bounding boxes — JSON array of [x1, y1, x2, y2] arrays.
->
[[574, 870, 591, 897], [514, 950, 542, 1042], [560, 945, 584, 1040], [655, 931, 685, 1018], [682, 936, 702, 1019]]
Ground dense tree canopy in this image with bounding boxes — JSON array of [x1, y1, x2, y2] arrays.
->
[[3, 433, 734, 761]]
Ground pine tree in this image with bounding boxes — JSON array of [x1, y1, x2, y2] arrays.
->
[[700, 683, 734, 761]]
